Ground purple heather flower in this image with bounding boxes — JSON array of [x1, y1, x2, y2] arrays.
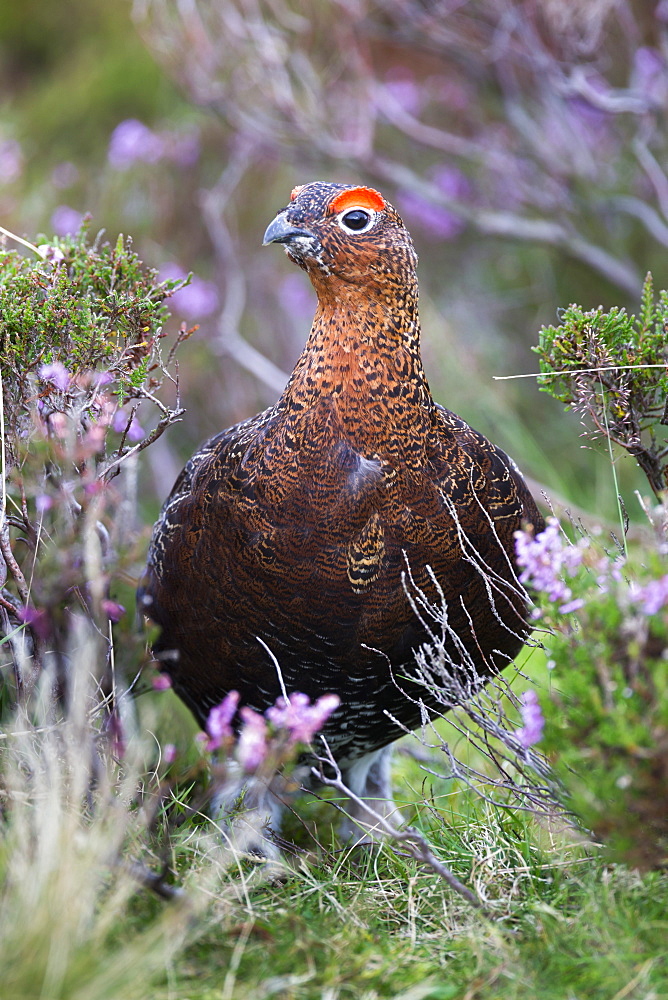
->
[[51, 205, 84, 236], [632, 47, 667, 103], [236, 706, 269, 771], [430, 164, 471, 201], [163, 743, 177, 764], [112, 409, 144, 442], [396, 188, 466, 241], [171, 278, 219, 320], [514, 517, 587, 612], [566, 95, 609, 132], [265, 691, 340, 745], [515, 689, 544, 748], [107, 119, 164, 169], [562, 72, 615, 161], [35, 494, 54, 514], [558, 598, 585, 615], [48, 411, 69, 438], [205, 690, 240, 751], [429, 75, 472, 113], [84, 481, 105, 498], [127, 418, 144, 443], [111, 408, 129, 433], [594, 553, 625, 593], [630, 574, 668, 616], [93, 371, 114, 387], [0, 138, 23, 183], [36, 245, 66, 265], [101, 599, 126, 623], [17, 605, 50, 641], [39, 361, 71, 391], [384, 68, 424, 115], [160, 263, 220, 320], [82, 422, 106, 455], [107, 709, 126, 760], [152, 673, 172, 691], [160, 262, 187, 283]]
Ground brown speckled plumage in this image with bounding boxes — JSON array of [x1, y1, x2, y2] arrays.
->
[[140, 181, 544, 766]]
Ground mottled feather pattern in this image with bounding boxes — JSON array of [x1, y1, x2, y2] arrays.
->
[[140, 181, 544, 764]]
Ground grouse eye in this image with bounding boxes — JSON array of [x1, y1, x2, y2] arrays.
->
[[339, 209, 374, 233]]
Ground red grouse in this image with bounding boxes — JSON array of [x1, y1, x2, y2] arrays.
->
[[140, 181, 543, 833]]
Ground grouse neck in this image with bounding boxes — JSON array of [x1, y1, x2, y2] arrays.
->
[[277, 274, 434, 458]]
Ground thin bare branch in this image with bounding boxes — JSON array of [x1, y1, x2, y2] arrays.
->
[[0, 522, 29, 606], [98, 408, 185, 482], [313, 739, 490, 915], [559, 67, 653, 115]]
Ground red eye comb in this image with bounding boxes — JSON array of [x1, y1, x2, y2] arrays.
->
[[330, 186, 386, 215]]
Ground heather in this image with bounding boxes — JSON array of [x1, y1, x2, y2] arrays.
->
[[2, 3, 668, 998]]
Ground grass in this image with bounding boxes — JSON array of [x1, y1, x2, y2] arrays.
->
[[151, 807, 667, 1000], [2, 644, 668, 1000], [125, 806, 668, 1000]]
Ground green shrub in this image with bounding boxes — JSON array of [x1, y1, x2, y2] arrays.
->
[[0, 224, 190, 713], [522, 273, 668, 867]]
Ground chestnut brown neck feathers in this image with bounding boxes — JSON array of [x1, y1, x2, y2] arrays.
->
[[271, 184, 433, 463]]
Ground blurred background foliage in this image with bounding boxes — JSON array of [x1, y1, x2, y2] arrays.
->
[[2, 0, 667, 522]]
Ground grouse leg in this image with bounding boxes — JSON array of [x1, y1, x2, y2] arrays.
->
[[338, 744, 401, 842]]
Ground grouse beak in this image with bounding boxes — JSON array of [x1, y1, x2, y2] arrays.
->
[[262, 212, 315, 246]]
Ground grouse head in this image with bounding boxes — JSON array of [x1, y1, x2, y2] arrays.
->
[[263, 181, 418, 292]]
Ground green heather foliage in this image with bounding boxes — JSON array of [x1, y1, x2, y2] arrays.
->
[[535, 541, 668, 869], [529, 273, 668, 868], [0, 227, 190, 714], [0, 226, 187, 438], [535, 273, 668, 499]]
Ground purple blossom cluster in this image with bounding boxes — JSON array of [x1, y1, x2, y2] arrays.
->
[[514, 689, 544, 748], [592, 552, 625, 594], [112, 407, 144, 443], [100, 598, 126, 623], [514, 517, 587, 614], [629, 574, 668, 616], [236, 706, 269, 771], [107, 119, 200, 171], [35, 365, 146, 458], [266, 692, 341, 745], [50, 205, 84, 237], [396, 164, 471, 242], [152, 673, 173, 692], [202, 689, 341, 772], [205, 690, 240, 750], [159, 263, 220, 321], [384, 68, 424, 115], [35, 494, 54, 514], [39, 361, 71, 392], [36, 244, 66, 265], [17, 604, 49, 640], [631, 46, 667, 103]]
